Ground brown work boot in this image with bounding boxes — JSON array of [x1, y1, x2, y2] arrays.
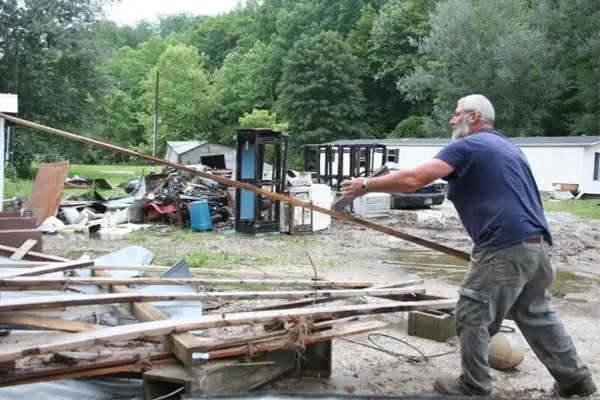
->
[[553, 376, 597, 398], [434, 374, 473, 396]]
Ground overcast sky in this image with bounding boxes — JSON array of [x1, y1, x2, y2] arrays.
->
[[106, 0, 240, 25]]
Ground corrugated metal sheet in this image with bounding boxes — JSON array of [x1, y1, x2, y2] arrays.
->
[[166, 141, 208, 155]]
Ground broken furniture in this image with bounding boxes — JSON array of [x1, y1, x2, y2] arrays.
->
[[234, 129, 288, 236]]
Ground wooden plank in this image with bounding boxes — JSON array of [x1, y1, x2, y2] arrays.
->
[[251, 279, 425, 312], [0, 312, 105, 332], [0, 288, 426, 312], [1, 260, 94, 278], [0, 249, 325, 279], [190, 316, 362, 353], [0, 211, 21, 219], [0, 298, 457, 362], [0, 353, 175, 388], [0, 245, 213, 367], [0, 230, 43, 254], [10, 239, 39, 260], [0, 264, 325, 280], [0, 112, 471, 262], [0, 217, 37, 231], [0, 244, 67, 262], [0, 277, 371, 289], [92, 268, 214, 367], [205, 320, 388, 360], [24, 161, 70, 225]]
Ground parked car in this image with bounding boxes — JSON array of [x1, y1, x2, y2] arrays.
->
[[385, 163, 447, 208], [390, 181, 447, 209]]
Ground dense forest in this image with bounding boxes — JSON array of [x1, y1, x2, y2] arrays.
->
[[0, 0, 598, 176]]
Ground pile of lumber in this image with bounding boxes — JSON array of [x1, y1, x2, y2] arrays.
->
[[0, 244, 456, 390]]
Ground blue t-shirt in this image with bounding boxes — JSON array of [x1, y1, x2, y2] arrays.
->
[[434, 129, 552, 253]]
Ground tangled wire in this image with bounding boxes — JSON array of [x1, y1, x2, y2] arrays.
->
[[342, 333, 458, 366]]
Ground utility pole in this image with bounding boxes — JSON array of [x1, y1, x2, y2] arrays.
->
[[152, 70, 159, 173]]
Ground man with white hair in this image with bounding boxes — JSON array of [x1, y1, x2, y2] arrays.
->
[[341, 94, 597, 397]]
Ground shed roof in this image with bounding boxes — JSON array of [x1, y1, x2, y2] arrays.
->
[[322, 136, 600, 147], [166, 141, 208, 155]]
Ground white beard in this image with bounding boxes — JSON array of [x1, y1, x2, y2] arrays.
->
[[452, 119, 471, 141]]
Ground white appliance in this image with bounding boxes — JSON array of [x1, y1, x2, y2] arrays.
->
[[282, 184, 333, 234], [353, 193, 391, 219]]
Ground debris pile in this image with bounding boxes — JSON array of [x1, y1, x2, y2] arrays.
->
[[0, 242, 455, 399], [10, 162, 235, 238]]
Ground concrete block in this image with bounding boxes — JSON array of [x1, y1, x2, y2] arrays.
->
[[407, 309, 456, 342], [143, 350, 295, 399]]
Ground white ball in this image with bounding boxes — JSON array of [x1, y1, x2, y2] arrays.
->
[[489, 330, 526, 370]]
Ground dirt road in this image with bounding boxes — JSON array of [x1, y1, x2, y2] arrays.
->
[[42, 201, 600, 398]]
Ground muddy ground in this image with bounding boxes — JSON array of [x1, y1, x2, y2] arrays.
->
[[43, 201, 600, 398]]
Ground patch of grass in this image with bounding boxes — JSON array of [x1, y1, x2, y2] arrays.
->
[[264, 234, 314, 245], [4, 178, 33, 199], [29, 163, 148, 180], [544, 199, 600, 220], [151, 257, 179, 266], [185, 250, 277, 270], [5, 163, 149, 201]]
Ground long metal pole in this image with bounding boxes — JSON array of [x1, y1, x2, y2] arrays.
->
[[0, 112, 470, 262]]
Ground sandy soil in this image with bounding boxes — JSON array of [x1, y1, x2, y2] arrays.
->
[[41, 201, 600, 398]]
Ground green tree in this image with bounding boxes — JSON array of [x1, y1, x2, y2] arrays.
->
[[276, 31, 367, 147], [137, 44, 218, 155], [0, 0, 115, 175], [239, 109, 289, 131], [399, 0, 568, 137], [105, 37, 171, 97], [213, 41, 275, 126], [388, 116, 426, 138]]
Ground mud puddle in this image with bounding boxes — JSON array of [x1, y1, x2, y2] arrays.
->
[[384, 249, 600, 297]]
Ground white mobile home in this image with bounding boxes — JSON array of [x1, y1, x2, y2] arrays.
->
[[318, 136, 600, 195]]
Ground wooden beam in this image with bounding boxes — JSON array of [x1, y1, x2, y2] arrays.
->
[[190, 316, 362, 353], [0, 287, 426, 312], [0, 244, 70, 262], [0, 353, 175, 388], [92, 268, 215, 367], [0, 312, 104, 332], [0, 264, 325, 280], [0, 298, 457, 362], [10, 239, 38, 260], [1, 260, 94, 278], [0, 277, 372, 290], [251, 279, 425, 312], [0, 245, 213, 367], [204, 320, 389, 360], [0, 112, 471, 262]]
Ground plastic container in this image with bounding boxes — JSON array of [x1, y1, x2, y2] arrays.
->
[[189, 200, 213, 232]]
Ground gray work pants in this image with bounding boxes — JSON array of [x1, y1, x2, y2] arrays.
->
[[455, 240, 591, 396]]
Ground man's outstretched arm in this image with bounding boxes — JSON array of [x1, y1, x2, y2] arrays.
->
[[340, 158, 454, 197]]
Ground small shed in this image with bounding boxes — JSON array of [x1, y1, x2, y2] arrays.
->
[[319, 136, 600, 195], [164, 141, 236, 170]]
